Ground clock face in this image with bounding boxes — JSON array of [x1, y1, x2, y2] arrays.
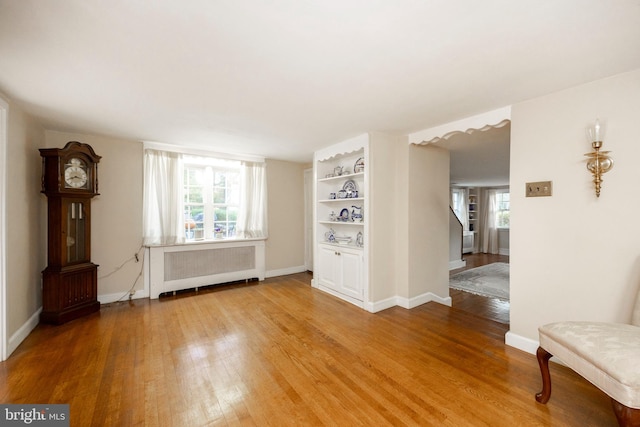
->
[[64, 158, 88, 189]]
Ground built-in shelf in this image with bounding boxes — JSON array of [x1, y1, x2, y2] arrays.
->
[[318, 172, 364, 182], [318, 197, 365, 203], [315, 143, 367, 306], [319, 242, 364, 250], [318, 220, 364, 226]]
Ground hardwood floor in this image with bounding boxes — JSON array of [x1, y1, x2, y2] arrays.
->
[[0, 272, 617, 426], [450, 253, 510, 324]]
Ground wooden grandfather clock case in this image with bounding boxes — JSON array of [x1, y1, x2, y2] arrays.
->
[[40, 141, 101, 324]]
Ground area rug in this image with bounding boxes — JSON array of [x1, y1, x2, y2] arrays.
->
[[449, 262, 510, 301]]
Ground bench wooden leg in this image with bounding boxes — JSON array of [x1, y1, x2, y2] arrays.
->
[[612, 399, 640, 427], [535, 346, 553, 404]]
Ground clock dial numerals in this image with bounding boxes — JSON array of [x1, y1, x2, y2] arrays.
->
[[64, 158, 88, 188]]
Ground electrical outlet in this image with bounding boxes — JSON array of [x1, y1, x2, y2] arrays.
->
[[526, 181, 552, 197]]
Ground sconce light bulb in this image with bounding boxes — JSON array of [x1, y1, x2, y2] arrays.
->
[[587, 119, 605, 143]]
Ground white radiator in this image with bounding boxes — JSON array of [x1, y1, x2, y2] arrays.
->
[[148, 240, 265, 299]]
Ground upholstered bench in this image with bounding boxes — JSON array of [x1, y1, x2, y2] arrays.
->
[[536, 321, 640, 426]]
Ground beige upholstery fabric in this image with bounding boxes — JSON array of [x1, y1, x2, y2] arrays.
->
[[539, 321, 640, 408]]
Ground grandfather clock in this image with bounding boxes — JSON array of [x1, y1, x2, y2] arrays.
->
[[40, 141, 101, 324]]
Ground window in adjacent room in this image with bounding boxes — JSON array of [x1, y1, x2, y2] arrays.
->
[[495, 191, 510, 228]]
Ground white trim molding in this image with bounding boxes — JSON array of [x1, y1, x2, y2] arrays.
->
[[266, 265, 307, 278], [314, 133, 369, 162], [505, 331, 539, 355], [408, 106, 512, 145], [449, 259, 467, 270], [7, 308, 41, 357], [366, 292, 452, 313], [0, 95, 7, 361], [143, 141, 265, 163]]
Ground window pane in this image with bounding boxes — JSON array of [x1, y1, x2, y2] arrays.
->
[[215, 207, 227, 221], [184, 167, 204, 204], [214, 172, 226, 187], [213, 188, 226, 204], [227, 173, 240, 204], [185, 187, 203, 204], [186, 168, 204, 185], [495, 192, 510, 228], [228, 207, 238, 221]]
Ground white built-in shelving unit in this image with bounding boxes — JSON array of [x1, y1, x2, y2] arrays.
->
[[312, 135, 369, 308]]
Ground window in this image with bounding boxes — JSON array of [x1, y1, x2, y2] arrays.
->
[[450, 188, 469, 231], [495, 191, 510, 228], [183, 156, 240, 240], [451, 189, 463, 220], [143, 147, 267, 246]]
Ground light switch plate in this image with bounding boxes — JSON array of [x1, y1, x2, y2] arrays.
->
[[526, 181, 552, 197]]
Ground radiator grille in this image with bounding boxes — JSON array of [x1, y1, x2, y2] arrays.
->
[[164, 246, 256, 281]]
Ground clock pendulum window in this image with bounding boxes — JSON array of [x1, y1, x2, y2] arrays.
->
[[39, 141, 101, 324]]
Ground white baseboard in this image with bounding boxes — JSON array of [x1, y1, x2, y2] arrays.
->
[[505, 331, 539, 355], [266, 265, 307, 278], [368, 292, 452, 313], [398, 292, 452, 309], [449, 259, 466, 270], [99, 288, 150, 305], [7, 307, 41, 358], [366, 297, 397, 313]]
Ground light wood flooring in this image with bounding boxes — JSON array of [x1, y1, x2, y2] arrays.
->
[[450, 253, 510, 324], [0, 272, 617, 426]]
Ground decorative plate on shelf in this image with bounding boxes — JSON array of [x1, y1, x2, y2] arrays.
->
[[356, 231, 363, 247], [342, 179, 357, 194], [339, 208, 350, 221], [354, 157, 365, 173]]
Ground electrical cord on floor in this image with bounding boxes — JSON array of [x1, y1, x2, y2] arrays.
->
[[98, 242, 146, 303]]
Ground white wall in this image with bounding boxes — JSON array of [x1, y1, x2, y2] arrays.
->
[[4, 97, 45, 356], [509, 69, 640, 349], [369, 132, 401, 303], [408, 144, 450, 300], [265, 159, 307, 277], [44, 131, 145, 301], [7, 105, 44, 327]]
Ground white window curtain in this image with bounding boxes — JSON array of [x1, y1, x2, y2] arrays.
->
[[459, 188, 469, 231], [143, 149, 185, 246], [481, 189, 499, 254], [450, 188, 469, 231], [236, 161, 268, 238]]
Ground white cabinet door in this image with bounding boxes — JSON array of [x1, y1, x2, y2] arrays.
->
[[339, 248, 363, 300], [317, 244, 362, 300], [318, 244, 339, 291]]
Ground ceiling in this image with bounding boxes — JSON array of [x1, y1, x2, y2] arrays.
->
[[1, 1, 639, 170], [436, 123, 511, 187]]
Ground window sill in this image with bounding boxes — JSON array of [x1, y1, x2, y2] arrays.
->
[[147, 237, 266, 248], [183, 237, 266, 245]]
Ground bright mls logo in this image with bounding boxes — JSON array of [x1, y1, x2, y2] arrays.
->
[[0, 404, 69, 426]]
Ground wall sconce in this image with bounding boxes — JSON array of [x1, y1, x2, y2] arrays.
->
[[584, 119, 613, 197]]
